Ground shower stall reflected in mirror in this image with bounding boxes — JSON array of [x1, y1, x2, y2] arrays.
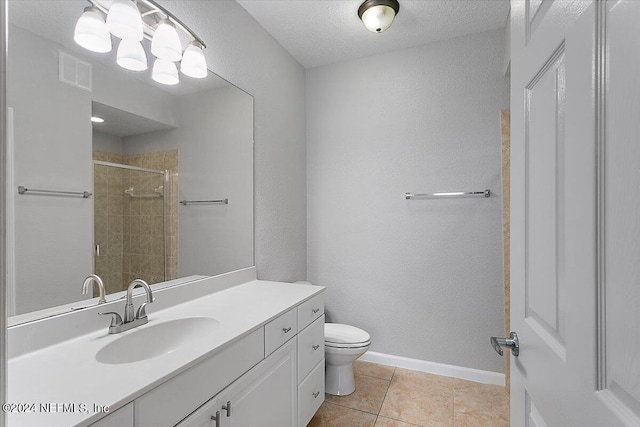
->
[[93, 159, 176, 294]]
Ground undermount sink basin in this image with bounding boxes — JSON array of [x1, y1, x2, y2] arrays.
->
[[96, 317, 220, 364]]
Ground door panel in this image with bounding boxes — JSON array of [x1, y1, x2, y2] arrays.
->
[[511, 0, 640, 425], [525, 48, 566, 353]]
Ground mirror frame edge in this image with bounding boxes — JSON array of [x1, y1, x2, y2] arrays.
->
[[1, 0, 8, 424]]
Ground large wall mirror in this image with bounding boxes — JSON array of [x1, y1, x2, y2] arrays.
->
[[6, 1, 254, 320]]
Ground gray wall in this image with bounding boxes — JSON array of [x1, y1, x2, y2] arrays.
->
[[8, 25, 94, 313], [306, 30, 508, 373], [93, 131, 123, 154], [124, 85, 254, 277], [164, 1, 307, 282]]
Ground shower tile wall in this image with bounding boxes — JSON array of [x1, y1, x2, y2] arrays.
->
[[93, 150, 178, 292]]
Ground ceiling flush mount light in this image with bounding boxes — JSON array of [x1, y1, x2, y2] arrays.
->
[[74, 6, 112, 53], [91, 116, 105, 123], [74, 0, 208, 86], [358, 0, 400, 33]]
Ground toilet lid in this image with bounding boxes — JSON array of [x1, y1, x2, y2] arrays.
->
[[325, 323, 371, 345]]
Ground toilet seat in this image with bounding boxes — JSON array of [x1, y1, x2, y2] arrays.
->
[[325, 341, 371, 349], [325, 323, 371, 348]]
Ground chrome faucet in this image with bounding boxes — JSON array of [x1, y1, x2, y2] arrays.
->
[[125, 279, 154, 322], [99, 279, 155, 334], [82, 274, 107, 304]]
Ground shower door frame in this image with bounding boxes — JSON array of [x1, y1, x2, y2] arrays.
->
[[93, 160, 170, 285]]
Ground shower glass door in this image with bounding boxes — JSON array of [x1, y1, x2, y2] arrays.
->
[[93, 161, 167, 294]]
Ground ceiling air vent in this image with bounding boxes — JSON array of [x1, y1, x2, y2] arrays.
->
[[59, 51, 92, 92]]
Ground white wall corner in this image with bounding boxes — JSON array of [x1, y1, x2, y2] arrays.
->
[[504, 8, 512, 77]]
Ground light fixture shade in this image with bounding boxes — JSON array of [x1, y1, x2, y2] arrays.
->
[[180, 42, 207, 78], [358, 0, 400, 33], [74, 6, 112, 53], [116, 39, 147, 71], [106, 0, 143, 41], [151, 20, 182, 62], [152, 59, 179, 85]]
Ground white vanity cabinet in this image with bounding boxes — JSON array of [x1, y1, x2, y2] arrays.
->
[[134, 329, 265, 427], [217, 338, 297, 427], [86, 289, 325, 427], [295, 293, 325, 427], [178, 337, 297, 427]]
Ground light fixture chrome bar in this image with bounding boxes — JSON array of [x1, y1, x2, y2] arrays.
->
[[87, 0, 206, 48], [405, 189, 490, 200], [138, 0, 207, 48], [180, 199, 229, 206], [18, 186, 92, 198]]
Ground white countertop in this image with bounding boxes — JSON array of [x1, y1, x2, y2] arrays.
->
[[7, 280, 324, 427]]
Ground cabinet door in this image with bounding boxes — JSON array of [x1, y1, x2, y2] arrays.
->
[[219, 338, 297, 427], [175, 397, 220, 427]]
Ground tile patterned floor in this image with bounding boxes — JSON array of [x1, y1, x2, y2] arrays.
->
[[308, 361, 509, 427]]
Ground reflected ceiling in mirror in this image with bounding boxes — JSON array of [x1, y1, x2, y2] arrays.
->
[[6, 0, 255, 320]]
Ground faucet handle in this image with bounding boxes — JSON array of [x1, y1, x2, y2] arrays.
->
[[135, 303, 148, 319], [98, 312, 123, 327]]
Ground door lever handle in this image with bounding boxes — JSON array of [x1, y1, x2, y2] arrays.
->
[[491, 332, 519, 357]]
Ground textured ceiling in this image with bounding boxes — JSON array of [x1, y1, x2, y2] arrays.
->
[[236, 0, 510, 69]]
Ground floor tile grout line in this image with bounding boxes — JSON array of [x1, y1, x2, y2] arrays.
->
[[321, 400, 379, 417], [356, 372, 395, 382], [376, 370, 393, 416], [323, 397, 382, 416]]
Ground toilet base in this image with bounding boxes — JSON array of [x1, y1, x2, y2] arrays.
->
[[325, 362, 356, 396]]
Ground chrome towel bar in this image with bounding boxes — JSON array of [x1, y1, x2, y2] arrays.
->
[[18, 185, 92, 198], [405, 189, 490, 199], [180, 199, 229, 205]]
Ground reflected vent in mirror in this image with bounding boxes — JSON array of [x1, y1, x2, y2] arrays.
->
[[59, 51, 92, 92]]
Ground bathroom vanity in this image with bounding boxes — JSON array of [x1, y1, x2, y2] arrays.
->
[[7, 269, 325, 427]]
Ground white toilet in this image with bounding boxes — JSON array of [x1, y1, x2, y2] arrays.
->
[[324, 323, 371, 396]]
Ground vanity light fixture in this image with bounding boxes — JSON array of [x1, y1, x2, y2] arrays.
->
[[74, 0, 208, 85], [106, 0, 143, 41], [116, 39, 148, 71], [152, 58, 179, 85], [73, 6, 112, 53], [180, 41, 208, 78], [357, 0, 400, 33], [151, 19, 182, 62], [91, 116, 105, 123]]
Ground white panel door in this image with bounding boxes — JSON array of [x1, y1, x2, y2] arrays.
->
[[511, 0, 640, 425]]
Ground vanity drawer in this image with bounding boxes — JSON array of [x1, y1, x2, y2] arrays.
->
[[298, 359, 325, 427], [297, 292, 324, 331], [265, 308, 298, 356], [135, 328, 264, 427], [297, 315, 325, 382]]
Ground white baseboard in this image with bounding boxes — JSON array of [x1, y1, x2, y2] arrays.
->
[[359, 351, 506, 387]]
